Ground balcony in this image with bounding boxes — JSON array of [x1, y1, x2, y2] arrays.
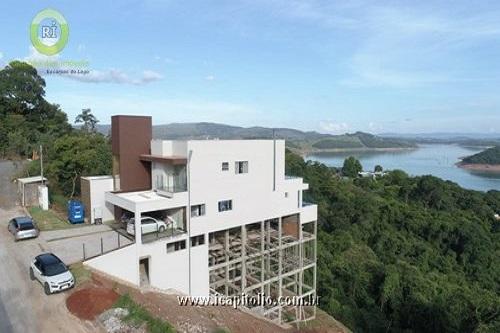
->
[[285, 175, 309, 190], [300, 202, 317, 223], [155, 184, 187, 198]]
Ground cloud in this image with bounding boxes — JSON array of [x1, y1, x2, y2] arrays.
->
[[47, 93, 261, 125], [154, 55, 174, 64], [24, 46, 60, 62], [205, 75, 215, 81], [62, 69, 163, 85], [319, 120, 349, 134], [22, 46, 162, 85], [0, 52, 3, 59], [254, 2, 500, 87]]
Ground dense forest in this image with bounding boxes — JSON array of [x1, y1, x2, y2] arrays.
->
[[286, 151, 500, 332], [462, 146, 500, 165]]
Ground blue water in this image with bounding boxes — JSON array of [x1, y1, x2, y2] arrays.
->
[[306, 144, 500, 192]]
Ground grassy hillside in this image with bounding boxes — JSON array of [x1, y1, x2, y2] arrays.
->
[[286, 151, 500, 332], [462, 146, 500, 165]]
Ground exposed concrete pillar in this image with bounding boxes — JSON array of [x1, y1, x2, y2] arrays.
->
[[134, 208, 142, 245], [241, 225, 247, 292], [278, 217, 283, 323], [260, 220, 265, 296], [225, 229, 230, 295]]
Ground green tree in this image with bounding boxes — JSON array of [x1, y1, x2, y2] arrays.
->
[[284, 150, 500, 333], [75, 108, 99, 133], [44, 132, 112, 197], [0, 61, 71, 157], [342, 156, 362, 178], [374, 165, 383, 172]]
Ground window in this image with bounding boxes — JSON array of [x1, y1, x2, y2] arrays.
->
[[222, 162, 229, 171], [155, 174, 164, 189], [191, 204, 206, 217], [191, 234, 205, 247], [218, 200, 233, 212], [167, 240, 186, 253], [235, 161, 248, 174], [285, 192, 289, 198]]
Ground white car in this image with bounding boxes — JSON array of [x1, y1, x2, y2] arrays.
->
[[30, 253, 75, 295], [126, 216, 172, 235]]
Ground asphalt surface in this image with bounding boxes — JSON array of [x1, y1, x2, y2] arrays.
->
[[0, 160, 96, 333]]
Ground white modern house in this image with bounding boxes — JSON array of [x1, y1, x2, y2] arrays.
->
[[84, 115, 318, 324]]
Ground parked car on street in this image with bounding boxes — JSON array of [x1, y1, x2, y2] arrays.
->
[[126, 216, 172, 235], [7, 216, 39, 241], [29, 253, 74, 295]]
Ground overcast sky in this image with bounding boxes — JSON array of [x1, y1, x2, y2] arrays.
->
[[1, 1, 500, 134]]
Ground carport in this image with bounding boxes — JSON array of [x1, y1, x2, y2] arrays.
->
[[105, 190, 188, 245]]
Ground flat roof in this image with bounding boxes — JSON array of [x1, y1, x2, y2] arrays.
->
[[17, 176, 47, 184], [139, 154, 187, 165], [81, 175, 113, 181], [113, 190, 169, 203]]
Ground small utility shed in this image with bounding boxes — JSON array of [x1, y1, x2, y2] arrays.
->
[[17, 176, 47, 206], [81, 176, 114, 224]]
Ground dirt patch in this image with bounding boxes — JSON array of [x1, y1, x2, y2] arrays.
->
[[66, 286, 119, 320]]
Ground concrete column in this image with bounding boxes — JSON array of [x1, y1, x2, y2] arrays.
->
[[134, 207, 142, 287], [225, 229, 230, 295], [278, 217, 283, 323], [134, 208, 142, 245], [241, 225, 247, 292], [260, 221, 265, 296]]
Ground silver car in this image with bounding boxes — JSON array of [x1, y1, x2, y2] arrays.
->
[[8, 216, 39, 241]]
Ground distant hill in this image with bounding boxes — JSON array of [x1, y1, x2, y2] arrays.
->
[[462, 146, 500, 165], [95, 122, 416, 152], [380, 132, 500, 147]]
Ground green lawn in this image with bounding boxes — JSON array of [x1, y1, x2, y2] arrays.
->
[[69, 263, 92, 286], [114, 294, 176, 333], [28, 206, 76, 231]]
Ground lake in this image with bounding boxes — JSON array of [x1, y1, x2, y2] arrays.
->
[[306, 144, 500, 192]]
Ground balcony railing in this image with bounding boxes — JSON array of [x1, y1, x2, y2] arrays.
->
[[155, 184, 187, 198]]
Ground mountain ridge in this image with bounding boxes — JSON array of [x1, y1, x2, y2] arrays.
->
[[94, 122, 416, 151]]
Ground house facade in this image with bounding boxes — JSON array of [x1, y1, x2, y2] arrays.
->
[[85, 115, 318, 324]]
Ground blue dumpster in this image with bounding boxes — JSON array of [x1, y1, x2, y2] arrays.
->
[[68, 200, 85, 224]]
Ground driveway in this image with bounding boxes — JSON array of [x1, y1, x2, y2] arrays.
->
[[42, 225, 133, 264]]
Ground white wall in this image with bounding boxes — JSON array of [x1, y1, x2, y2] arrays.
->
[[84, 244, 139, 286], [186, 140, 306, 235], [140, 235, 190, 294], [85, 176, 114, 223], [190, 241, 209, 296]]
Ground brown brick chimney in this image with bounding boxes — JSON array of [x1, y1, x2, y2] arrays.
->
[[111, 115, 152, 192]]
